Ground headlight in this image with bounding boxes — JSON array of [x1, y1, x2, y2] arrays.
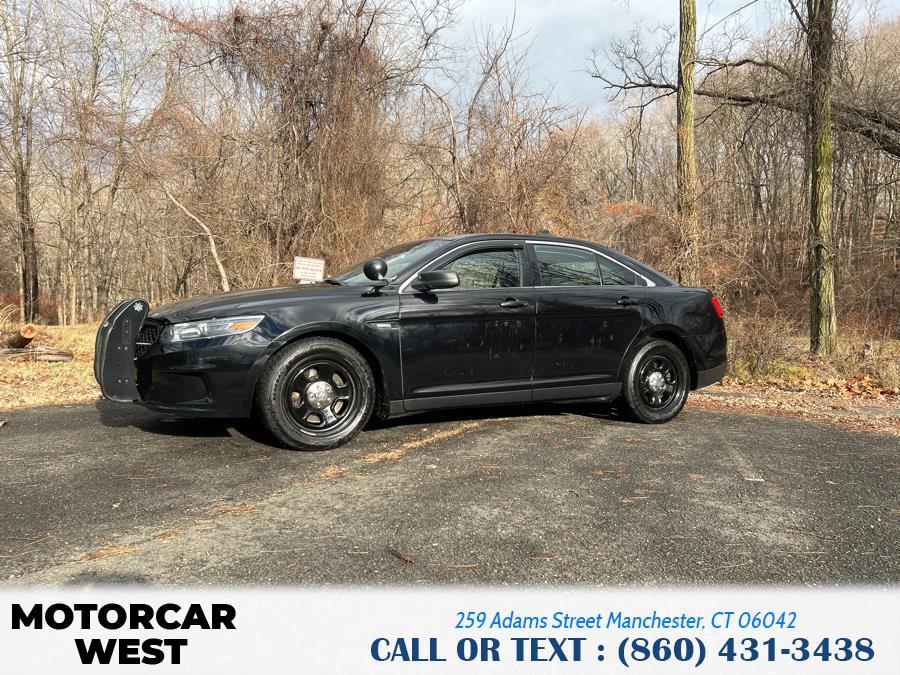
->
[[160, 315, 264, 343]]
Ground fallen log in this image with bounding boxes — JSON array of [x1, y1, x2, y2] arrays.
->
[[3, 324, 38, 349], [0, 346, 74, 362]]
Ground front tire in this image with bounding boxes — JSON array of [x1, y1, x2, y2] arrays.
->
[[255, 337, 375, 450], [621, 339, 690, 424]]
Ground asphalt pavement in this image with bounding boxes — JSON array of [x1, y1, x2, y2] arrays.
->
[[0, 400, 896, 585]]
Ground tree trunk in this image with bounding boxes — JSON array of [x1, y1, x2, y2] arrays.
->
[[163, 188, 231, 293], [3, 324, 38, 349], [676, 0, 700, 286], [807, 0, 838, 354], [15, 160, 40, 322]]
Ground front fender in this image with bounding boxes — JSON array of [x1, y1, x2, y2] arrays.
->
[[240, 320, 399, 416]]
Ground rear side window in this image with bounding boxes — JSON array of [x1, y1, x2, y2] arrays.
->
[[534, 245, 601, 286], [439, 249, 521, 289], [597, 255, 640, 286]]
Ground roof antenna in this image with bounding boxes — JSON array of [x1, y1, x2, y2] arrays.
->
[[536, 227, 551, 236]]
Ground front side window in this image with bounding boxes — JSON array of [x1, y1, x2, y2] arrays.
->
[[534, 245, 601, 286], [439, 249, 521, 289]]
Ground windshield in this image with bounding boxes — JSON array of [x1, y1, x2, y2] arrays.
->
[[330, 239, 447, 285]]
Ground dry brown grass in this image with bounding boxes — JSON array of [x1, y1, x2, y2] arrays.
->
[[0, 323, 100, 411], [726, 313, 900, 390]]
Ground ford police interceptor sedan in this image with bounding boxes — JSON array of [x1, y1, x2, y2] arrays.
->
[[95, 234, 727, 450]]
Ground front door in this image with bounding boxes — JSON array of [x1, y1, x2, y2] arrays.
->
[[399, 244, 535, 410], [529, 243, 644, 400]]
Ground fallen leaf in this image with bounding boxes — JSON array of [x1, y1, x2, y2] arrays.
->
[[688, 473, 705, 479]]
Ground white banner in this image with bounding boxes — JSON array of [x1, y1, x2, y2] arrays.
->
[[2, 587, 897, 673]]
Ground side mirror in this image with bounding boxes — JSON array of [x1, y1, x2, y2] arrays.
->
[[363, 257, 388, 281], [411, 271, 459, 292]]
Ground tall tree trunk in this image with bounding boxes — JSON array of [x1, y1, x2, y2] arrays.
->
[[807, 0, 838, 354], [15, 159, 39, 322], [676, 0, 700, 285]]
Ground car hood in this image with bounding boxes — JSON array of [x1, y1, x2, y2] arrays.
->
[[149, 284, 353, 322]]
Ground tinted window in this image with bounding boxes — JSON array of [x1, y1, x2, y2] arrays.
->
[[597, 255, 638, 286], [440, 249, 521, 289], [534, 245, 601, 286]]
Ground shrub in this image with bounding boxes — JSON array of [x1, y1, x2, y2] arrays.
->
[[726, 313, 800, 381]]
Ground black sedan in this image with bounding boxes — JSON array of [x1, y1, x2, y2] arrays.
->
[[95, 234, 726, 450]]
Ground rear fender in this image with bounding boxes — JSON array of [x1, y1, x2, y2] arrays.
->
[[617, 324, 701, 388]]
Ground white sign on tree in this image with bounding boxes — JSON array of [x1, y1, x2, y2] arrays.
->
[[292, 257, 326, 284]]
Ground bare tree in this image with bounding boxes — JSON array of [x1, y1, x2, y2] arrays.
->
[[806, 0, 837, 353], [0, 0, 43, 321], [676, 0, 699, 284]]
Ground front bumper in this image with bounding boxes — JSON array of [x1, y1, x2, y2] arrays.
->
[[95, 299, 271, 417], [135, 330, 271, 417]]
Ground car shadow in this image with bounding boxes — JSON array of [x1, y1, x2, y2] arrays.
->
[[94, 397, 631, 448], [367, 399, 628, 429], [94, 398, 267, 440]]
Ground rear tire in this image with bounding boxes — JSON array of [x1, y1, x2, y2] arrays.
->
[[255, 337, 375, 450], [621, 339, 690, 424]]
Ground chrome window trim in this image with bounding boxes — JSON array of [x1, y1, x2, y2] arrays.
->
[[527, 240, 656, 287], [398, 238, 656, 293]]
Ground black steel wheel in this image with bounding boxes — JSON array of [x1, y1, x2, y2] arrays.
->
[[255, 337, 375, 450], [621, 339, 690, 423]]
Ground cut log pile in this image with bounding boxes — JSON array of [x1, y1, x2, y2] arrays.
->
[[1, 324, 74, 362]]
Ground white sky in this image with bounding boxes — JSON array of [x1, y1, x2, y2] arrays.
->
[[451, 0, 900, 111]]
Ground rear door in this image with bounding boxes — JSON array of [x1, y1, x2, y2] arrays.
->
[[399, 242, 536, 410], [529, 242, 644, 400]]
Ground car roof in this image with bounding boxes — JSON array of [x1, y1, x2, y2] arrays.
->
[[436, 232, 587, 244]]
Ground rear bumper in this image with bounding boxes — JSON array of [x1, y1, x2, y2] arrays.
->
[[695, 363, 727, 389]]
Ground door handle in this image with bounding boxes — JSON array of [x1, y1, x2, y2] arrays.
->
[[616, 296, 641, 306], [499, 298, 529, 309]]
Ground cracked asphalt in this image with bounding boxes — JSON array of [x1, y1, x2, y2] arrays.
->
[[0, 400, 897, 585]]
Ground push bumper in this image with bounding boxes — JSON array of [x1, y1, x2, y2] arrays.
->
[[94, 299, 149, 402]]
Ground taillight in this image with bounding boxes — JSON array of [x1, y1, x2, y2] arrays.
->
[[709, 294, 724, 318]]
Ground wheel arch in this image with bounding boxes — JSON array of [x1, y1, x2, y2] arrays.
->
[[620, 325, 700, 389], [245, 323, 393, 418]]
